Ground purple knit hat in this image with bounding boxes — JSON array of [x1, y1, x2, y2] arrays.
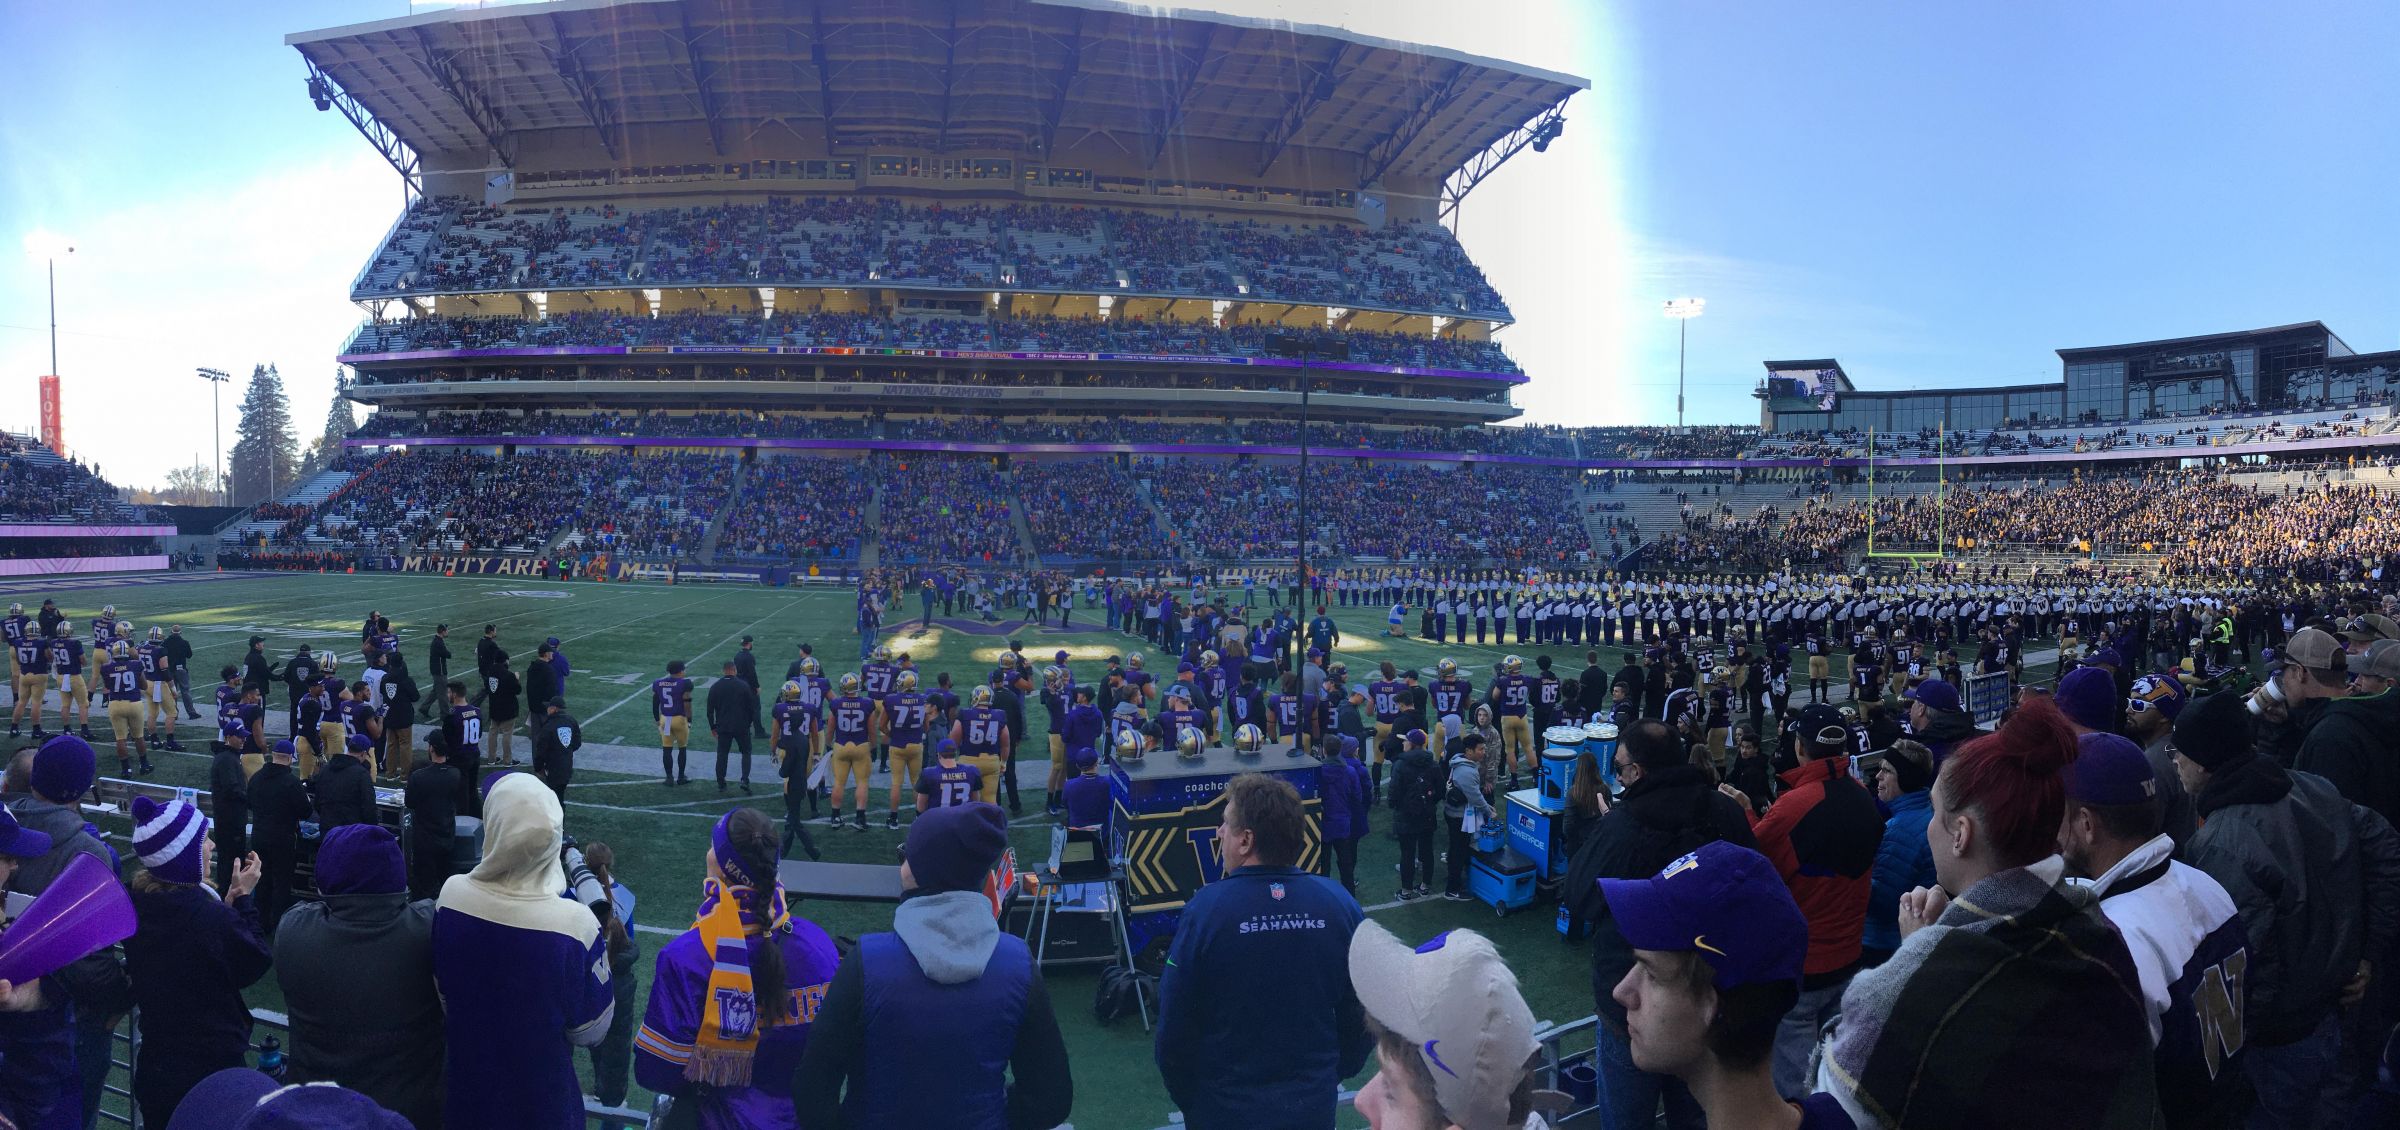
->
[[132, 796, 209, 885]]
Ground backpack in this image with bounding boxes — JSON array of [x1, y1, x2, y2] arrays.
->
[[1094, 962, 1157, 1026], [1394, 754, 1442, 818]]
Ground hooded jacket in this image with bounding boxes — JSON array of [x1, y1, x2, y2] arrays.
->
[[1909, 708, 1981, 765], [2294, 686, 2400, 832], [276, 892, 444, 1128], [1863, 789, 1936, 955], [431, 775, 614, 1130], [2183, 756, 2400, 1046], [791, 889, 1071, 1130], [1562, 764, 1759, 1025], [1747, 755, 1884, 979], [310, 753, 378, 829]]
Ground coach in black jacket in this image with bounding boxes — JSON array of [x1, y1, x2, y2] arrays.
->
[[735, 636, 767, 737], [525, 645, 562, 715], [420, 625, 451, 722], [247, 742, 315, 936], [240, 637, 274, 696], [707, 664, 759, 791], [532, 699, 583, 800], [310, 738, 378, 830]]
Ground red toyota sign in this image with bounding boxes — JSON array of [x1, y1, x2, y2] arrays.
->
[[37, 375, 60, 453]]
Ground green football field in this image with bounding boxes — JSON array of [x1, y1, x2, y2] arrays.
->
[[12, 569, 2069, 1129]]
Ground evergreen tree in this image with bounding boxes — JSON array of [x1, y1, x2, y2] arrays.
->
[[301, 370, 357, 477], [228, 363, 298, 506]]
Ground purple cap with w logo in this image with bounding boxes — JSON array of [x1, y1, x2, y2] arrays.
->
[[1599, 840, 1808, 991]]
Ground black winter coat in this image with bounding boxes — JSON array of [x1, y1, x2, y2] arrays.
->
[[1562, 764, 1759, 1028], [311, 754, 378, 829], [276, 893, 444, 1128], [247, 762, 314, 851]]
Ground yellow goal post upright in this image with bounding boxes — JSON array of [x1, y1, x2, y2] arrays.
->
[[1864, 422, 1948, 563]]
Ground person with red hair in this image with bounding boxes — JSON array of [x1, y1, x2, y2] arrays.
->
[[1811, 698, 2159, 1128]]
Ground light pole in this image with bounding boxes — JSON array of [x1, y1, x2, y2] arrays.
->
[[23, 233, 75, 378], [1663, 297, 1706, 429], [1269, 333, 1345, 626], [197, 368, 230, 505]]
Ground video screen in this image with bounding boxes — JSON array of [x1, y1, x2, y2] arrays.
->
[[1765, 367, 1841, 413]]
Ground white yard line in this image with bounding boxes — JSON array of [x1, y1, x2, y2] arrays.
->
[[579, 603, 797, 726]]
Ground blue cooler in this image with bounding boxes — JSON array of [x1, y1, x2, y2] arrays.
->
[[1469, 846, 1538, 917], [1504, 788, 1563, 879], [1583, 722, 1620, 793], [1538, 726, 1584, 809]]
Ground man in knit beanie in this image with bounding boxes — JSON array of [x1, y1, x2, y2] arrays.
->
[[792, 801, 1070, 1129], [2054, 665, 2119, 735], [275, 824, 443, 1126]]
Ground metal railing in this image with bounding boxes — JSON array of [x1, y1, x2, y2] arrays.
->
[[95, 1005, 669, 1128]]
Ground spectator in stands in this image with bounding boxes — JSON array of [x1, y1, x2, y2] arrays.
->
[[0, 803, 78, 1129], [5, 734, 129, 1124], [1816, 699, 2158, 1127], [1347, 922, 1542, 1130], [1559, 718, 1757, 1130], [2122, 673, 2199, 847], [274, 824, 444, 1129], [792, 802, 1071, 1128], [583, 841, 640, 1126], [1726, 702, 1881, 1096], [1601, 841, 1847, 1129], [1156, 773, 1366, 1130], [122, 797, 270, 1127], [432, 773, 615, 1130], [1898, 678, 1977, 764], [2173, 690, 2400, 1129], [2056, 733, 2253, 1128], [2286, 627, 2400, 834], [1860, 739, 1937, 968], [637, 809, 838, 1128]]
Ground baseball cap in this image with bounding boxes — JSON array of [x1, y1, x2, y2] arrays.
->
[[2055, 666, 2117, 732], [2084, 647, 2123, 669], [2284, 627, 2345, 672], [1793, 703, 1846, 748], [0, 804, 54, 859], [1599, 841, 1807, 991], [2339, 613, 2400, 645], [1903, 678, 1960, 714], [165, 1068, 413, 1130], [2065, 732, 2158, 807], [1348, 923, 1537, 1130], [2362, 639, 2400, 682]]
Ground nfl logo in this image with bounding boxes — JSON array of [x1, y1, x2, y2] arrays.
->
[[1270, 882, 1286, 901]]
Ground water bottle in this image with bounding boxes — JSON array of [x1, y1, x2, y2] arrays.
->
[[257, 1035, 285, 1081]]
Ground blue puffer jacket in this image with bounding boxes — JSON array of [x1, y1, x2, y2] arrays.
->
[[1863, 789, 1936, 954]]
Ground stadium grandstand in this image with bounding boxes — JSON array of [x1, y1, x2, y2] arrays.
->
[[243, 0, 2400, 585]]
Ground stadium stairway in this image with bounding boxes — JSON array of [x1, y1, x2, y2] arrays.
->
[[220, 468, 354, 544], [1131, 477, 1182, 559], [698, 461, 748, 565], [1002, 473, 1042, 564], [858, 479, 883, 569]]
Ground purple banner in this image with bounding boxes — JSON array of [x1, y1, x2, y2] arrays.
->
[[334, 343, 1528, 384], [0, 524, 176, 539], [343, 428, 2400, 470]]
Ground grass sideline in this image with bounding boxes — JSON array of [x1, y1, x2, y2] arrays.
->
[[15, 570, 2080, 1128]]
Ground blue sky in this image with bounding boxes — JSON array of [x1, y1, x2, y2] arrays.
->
[[3, 0, 2396, 486]]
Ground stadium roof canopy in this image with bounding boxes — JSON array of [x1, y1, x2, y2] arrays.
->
[[288, 0, 1587, 197]]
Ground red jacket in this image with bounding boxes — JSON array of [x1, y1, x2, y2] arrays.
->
[[1746, 755, 1884, 977]]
